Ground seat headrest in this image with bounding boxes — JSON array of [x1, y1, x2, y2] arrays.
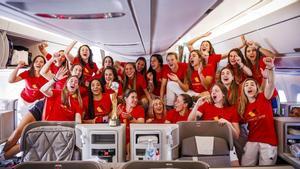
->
[[181, 136, 229, 156]]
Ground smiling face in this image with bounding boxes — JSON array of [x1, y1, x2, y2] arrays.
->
[[211, 85, 224, 104], [53, 52, 66, 67], [221, 68, 234, 86], [125, 63, 135, 78], [125, 92, 138, 108], [166, 54, 178, 70], [228, 51, 238, 65], [150, 56, 160, 70], [71, 64, 83, 78], [67, 76, 79, 93], [174, 95, 186, 112], [79, 45, 90, 61], [246, 46, 257, 62], [33, 56, 45, 71], [153, 98, 164, 115], [104, 69, 114, 83], [189, 51, 201, 67], [136, 59, 146, 73], [103, 57, 113, 68], [200, 41, 211, 53], [243, 79, 258, 99], [90, 79, 102, 96]]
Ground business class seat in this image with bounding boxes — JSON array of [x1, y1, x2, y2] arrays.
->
[[177, 121, 233, 167], [19, 121, 78, 162], [15, 160, 101, 169], [122, 160, 209, 169]]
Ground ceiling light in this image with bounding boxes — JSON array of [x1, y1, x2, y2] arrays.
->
[[209, 0, 297, 39], [35, 12, 125, 20]]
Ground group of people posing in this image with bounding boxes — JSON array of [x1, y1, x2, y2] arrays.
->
[[1, 32, 278, 167]]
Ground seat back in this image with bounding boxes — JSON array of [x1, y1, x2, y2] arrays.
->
[[177, 121, 233, 167], [122, 160, 209, 169], [20, 121, 76, 162], [178, 121, 233, 151], [16, 161, 102, 169]]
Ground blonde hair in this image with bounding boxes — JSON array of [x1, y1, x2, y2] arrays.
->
[[238, 78, 261, 118], [149, 97, 166, 119]]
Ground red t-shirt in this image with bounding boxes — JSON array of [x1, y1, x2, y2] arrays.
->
[[19, 70, 48, 103], [79, 85, 88, 98], [166, 109, 190, 124], [104, 82, 123, 97], [229, 64, 248, 85], [43, 90, 84, 121], [53, 77, 67, 90], [83, 93, 112, 123], [153, 65, 168, 96], [208, 53, 222, 73], [251, 56, 266, 85], [118, 104, 145, 143], [190, 64, 214, 93], [126, 74, 147, 99], [73, 57, 99, 83], [45, 53, 59, 74], [197, 102, 240, 123], [243, 93, 278, 146], [163, 62, 188, 82]]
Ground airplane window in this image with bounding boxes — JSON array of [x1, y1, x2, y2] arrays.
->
[[278, 90, 287, 103], [297, 93, 300, 103]]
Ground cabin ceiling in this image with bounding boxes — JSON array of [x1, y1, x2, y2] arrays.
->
[[0, 0, 221, 56]]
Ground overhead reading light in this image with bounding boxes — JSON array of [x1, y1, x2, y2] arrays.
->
[[35, 12, 125, 20]]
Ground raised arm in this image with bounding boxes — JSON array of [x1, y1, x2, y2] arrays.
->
[[235, 55, 252, 76], [247, 40, 276, 58], [188, 97, 205, 121], [40, 54, 57, 80], [8, 61, 25, 83], [187, 32, 211, 52], [263, 57, 275, 99], [64, 41, 77, 63], [167, 73, 189, 92], [38, 42, 49, 57], [40, 67, 68, 97]]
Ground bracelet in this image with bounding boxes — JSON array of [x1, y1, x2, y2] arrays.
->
[[266, 67, 274, 70], [128, 116, 134, 121], [53, 77, 58, 82]]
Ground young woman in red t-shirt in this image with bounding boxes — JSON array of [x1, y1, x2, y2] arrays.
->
[[96, 55, 114, 77], [244, 40, 276, 85], [219, 67, 239, 106], [8, 55, 47, 104], [117, 89, 145, 160], [100, 66, 123, 98], [227, 48, 252, 84], [147, 54, 167, 97], [165, 94, 193, 124], [238, 57, 277, 166], [65, 41, 99, 84], [83, 79, 112, 123], [40, 51, 69, 90], [123, 63, 152, 107], [187, 50, 214, 94], [161, 52, 188, 107], [188, 83, 240, 139], [188, 83, 241, 166], [146, 97, 166, 123], [40, 68, 83, 122]]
